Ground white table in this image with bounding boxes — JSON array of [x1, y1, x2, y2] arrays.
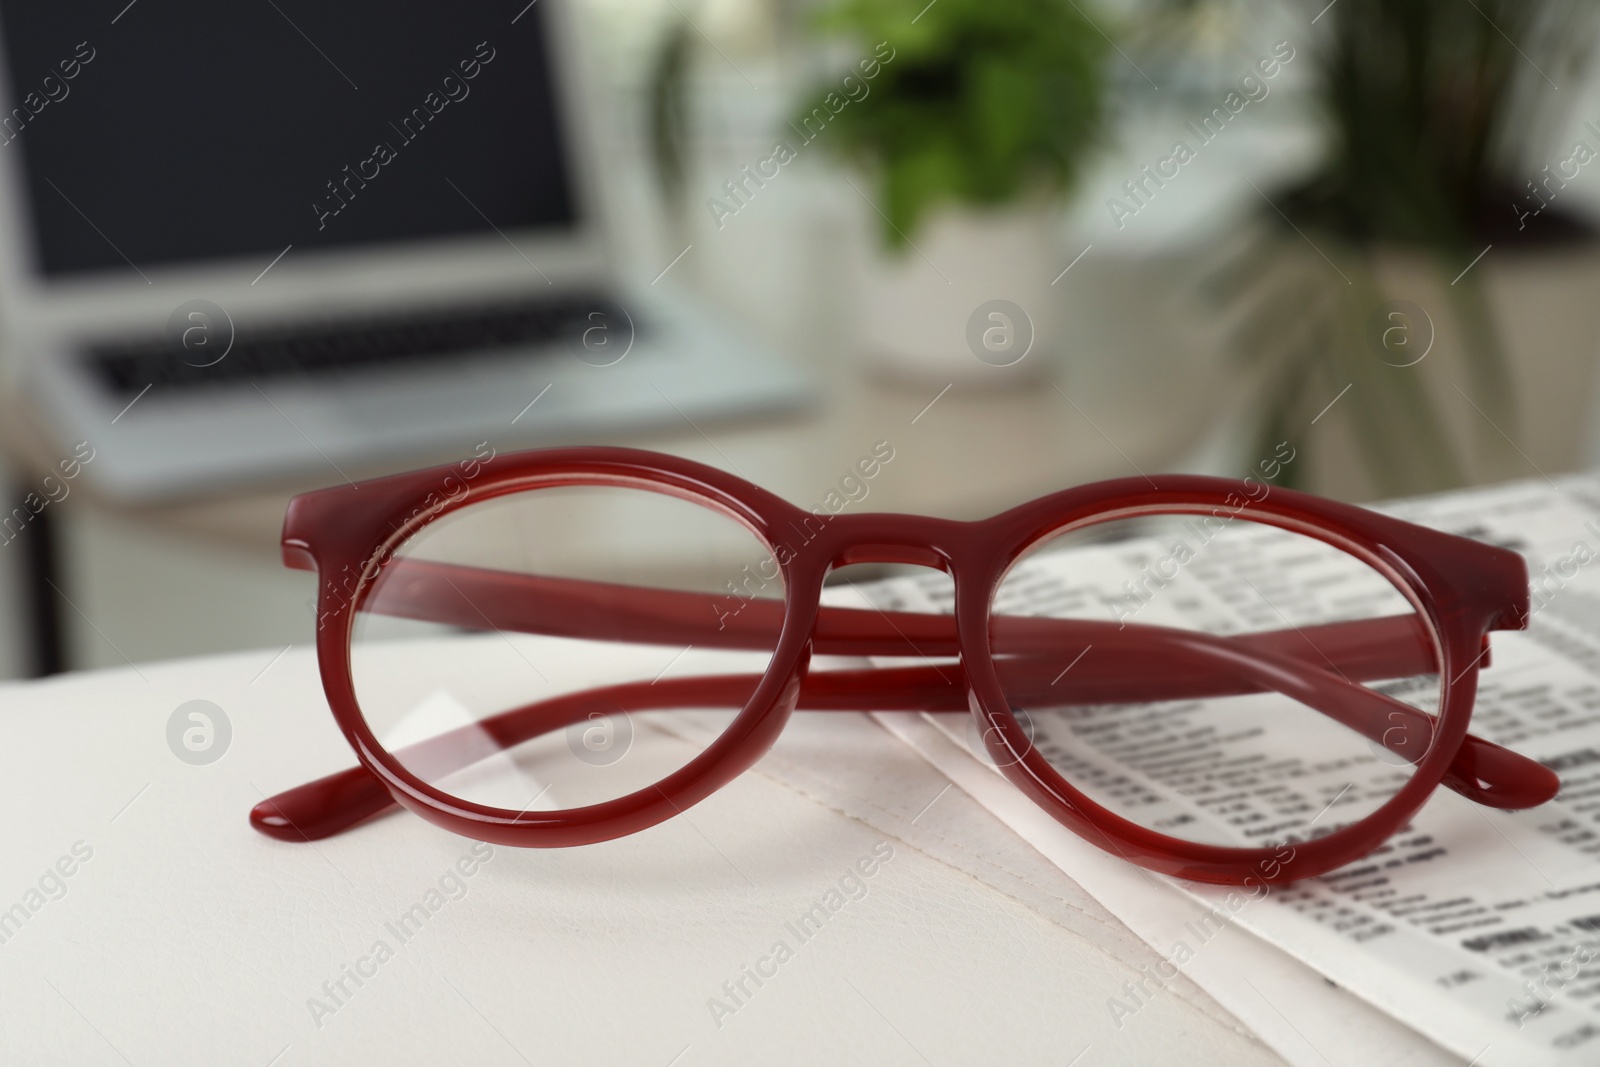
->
[[0, 646, 1282, 1066]]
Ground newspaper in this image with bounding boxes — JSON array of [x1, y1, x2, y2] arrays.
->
[[854, 475, 1600, 1067]]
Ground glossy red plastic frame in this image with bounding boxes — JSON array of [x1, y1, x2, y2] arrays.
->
[[251, 446, 1557, 885]]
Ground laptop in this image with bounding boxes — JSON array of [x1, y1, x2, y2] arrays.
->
[[0, 1, 809, 500]]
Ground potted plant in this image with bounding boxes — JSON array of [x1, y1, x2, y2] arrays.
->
[[794, 0, 1110, 380], [1214, 0, 1600, 497]]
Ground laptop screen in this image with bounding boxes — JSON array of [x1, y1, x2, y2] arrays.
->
[[0, 2, 579, 279]]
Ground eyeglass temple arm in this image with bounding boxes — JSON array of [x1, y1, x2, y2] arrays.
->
[[252, 668, 957, 842], [365, 559, 1468, 668], [255, 626, 1555, 845], [361, 561, 1516, 735], [327, 558, 1548, 805]]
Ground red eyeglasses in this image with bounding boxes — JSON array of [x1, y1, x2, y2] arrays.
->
[[251, 445, 1557, 885]]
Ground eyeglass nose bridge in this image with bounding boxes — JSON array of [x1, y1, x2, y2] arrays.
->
[[833, 541, 947, 570], [820, 513, 969, 572]]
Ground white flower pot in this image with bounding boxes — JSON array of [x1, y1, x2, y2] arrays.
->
[[1192, 239, 1600, 500], [1291, 242, 1600, 498], [856, 204, 1066, 383]]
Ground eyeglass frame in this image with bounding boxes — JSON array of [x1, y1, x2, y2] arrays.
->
[[251, 445, 1554, 885]]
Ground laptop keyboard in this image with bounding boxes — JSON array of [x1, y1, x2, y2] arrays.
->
[[87, 291, 631, 397]]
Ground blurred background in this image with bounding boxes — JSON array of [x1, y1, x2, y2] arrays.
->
[[2, 0, 1600, 681]]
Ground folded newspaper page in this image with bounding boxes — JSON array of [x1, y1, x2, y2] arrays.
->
[[854, 475, 1600, 1067]]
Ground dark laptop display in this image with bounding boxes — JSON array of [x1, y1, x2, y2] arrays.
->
[[0, 1, 577, 277]]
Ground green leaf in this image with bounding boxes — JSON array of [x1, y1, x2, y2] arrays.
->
[[797, 0, 1110, 244]]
